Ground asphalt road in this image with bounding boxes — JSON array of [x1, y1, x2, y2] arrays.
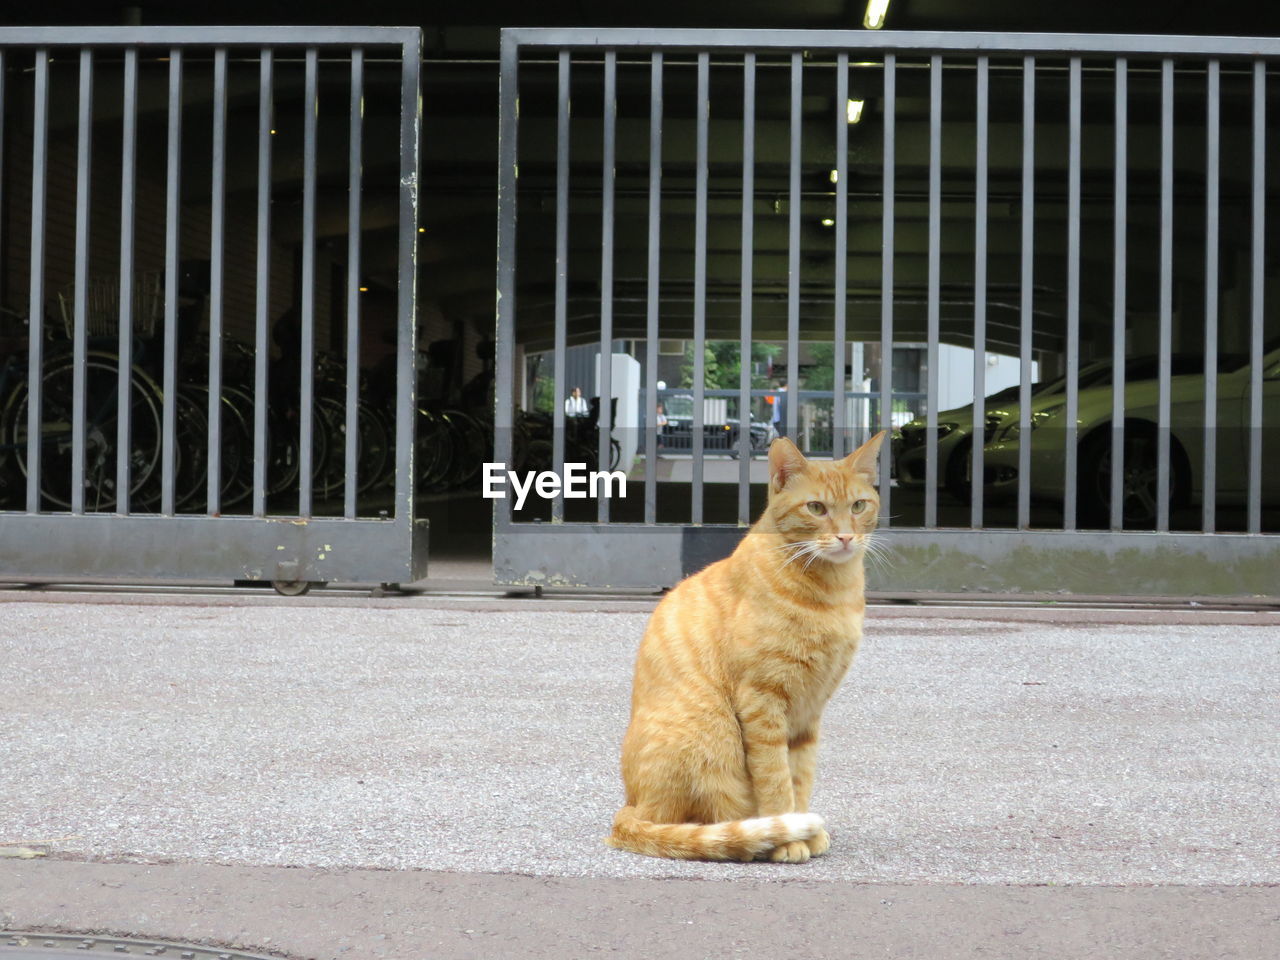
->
[[1, 596, 1277, 957]]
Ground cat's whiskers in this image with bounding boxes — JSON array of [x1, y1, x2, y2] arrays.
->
[[858, 532, 897, 572], [777, 538, 821, 569]]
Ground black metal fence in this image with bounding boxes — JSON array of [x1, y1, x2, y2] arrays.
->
[[0, 27, 425, 589], [494, 28, 1279, 599]]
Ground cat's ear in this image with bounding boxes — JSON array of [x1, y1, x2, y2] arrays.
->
[[842, 430, 887, 485], [769, 436, 808, 492]]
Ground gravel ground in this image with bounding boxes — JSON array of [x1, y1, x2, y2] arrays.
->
[[1, 601, 1277, 884]]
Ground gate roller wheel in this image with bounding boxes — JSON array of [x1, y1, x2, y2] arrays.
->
[[271, 579, 314, 597]]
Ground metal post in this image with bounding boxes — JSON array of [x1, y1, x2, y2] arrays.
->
[[971, 55, 988, 530], [344, 49, 365, 520], [395, 32, 422, 526], [599, 49, 616, 523], [925, 55, 941, 529], [553, 51, 571, 523], [691, 51, 709, 524], [833, 53, 849, 461], [253, 49, 272, 517], [117, 47, 138, 516], [1111, 58, 1128, 532], [738, 54, 755, 523], [1156, 58, 1173, 533], [786, 52, 801, 445], [207, 47, 227, 515], [1202, 60, 1218, 534], [1064, 57, 1081, 531], [1018, 56, 1035, 531], [1248, 60, 1264, 535], [70, 49, 93, 515], [879, 53, 895, 520], [298, 47, 318, 517], [25, 50, 48, 514], [494, 33, 518, 531], [161, 49, 182, 517], [646, 52, 662, 526]]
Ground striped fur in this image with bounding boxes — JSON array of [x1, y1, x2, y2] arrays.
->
[[606, 433, 886, 862]]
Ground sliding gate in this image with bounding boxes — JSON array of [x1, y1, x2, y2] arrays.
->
[[0, 27, 425, 589], [494, 28, 1279, 600]]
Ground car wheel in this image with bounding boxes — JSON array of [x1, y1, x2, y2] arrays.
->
[[1078, 425, 1188, 529]]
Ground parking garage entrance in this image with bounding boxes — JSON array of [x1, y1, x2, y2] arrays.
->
[[493, 28, 1280, 600]]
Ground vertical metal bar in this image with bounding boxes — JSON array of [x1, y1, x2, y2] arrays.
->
[[599, 49, 616, 524], [645, 52, 662, 526], [1202, 60, 1218, 534], [833, 53, 849, 461], [494, 33, 517, 531], [207, 47, 227, 515], [925, 55, 941, 529], [1156, 58, 1173, 532], [1111, 58, 1128, 532], [298, 47, 318, 517], [971, 56, 988, 530], [0, 50, 4, 325], [1064, 57, 1081, 531], [1248, 60, 1264, 535], [879, 54, 895, 520], [161, 49, 182, 516], [25, 49, 48, 513], [70, 49, 93, 515], [786, 52, 801, 445], [252, 49, 272, 517], [738, 53, 755, 523], [553, 51, 570, 523], [395, 33, 422, 528], [117, 47, 138, 516], [1018, 56, 1034, 531], [691, 50, 709, 525], [344, 48, 364, 520]]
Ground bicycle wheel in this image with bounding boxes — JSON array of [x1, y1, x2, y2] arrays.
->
[[4, 353, 164, 512]]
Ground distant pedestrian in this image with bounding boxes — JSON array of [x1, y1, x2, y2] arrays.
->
[[772, 384, 788, 438], [565, 387, 589, 418]]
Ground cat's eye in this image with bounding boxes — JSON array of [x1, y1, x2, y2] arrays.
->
[[806, 501, 827, 516], [851, 499, 870, 514]]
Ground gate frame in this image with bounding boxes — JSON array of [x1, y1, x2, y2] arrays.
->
[[0, 26, 426, 588], [493, 27, 1280, 601]]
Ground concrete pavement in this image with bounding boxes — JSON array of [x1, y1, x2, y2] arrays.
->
[[1, 592, 1277, 957]]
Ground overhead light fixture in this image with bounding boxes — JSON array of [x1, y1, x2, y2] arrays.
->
[[846, 99, 865, 124], [358, 286, 369, 293], [821, 218, 835, 227], [864, 0, 890, 30], [829, 169, 839, 184]]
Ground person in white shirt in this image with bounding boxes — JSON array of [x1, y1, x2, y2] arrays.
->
[[565, 387, 589, 418]]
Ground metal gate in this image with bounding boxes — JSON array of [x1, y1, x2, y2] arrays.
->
[[494, 28, 1279, 600], [0, 27, 425, 588]]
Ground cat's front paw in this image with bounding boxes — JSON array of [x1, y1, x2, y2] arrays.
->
[[805, 827, 830, 857], [768, 840, 812, 863]]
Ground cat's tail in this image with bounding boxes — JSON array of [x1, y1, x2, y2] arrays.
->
[[605, 806, 824, 862]]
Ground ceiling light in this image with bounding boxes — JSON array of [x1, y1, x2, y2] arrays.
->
[[358, 286, 369, 293], [821, 218, 835, 227], [829, 169, 839, 184], [846, 99, 865, 124], [864, 0, 890, 29]]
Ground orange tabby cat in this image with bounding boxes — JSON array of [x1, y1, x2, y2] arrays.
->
[[606, 431, 885, 862]]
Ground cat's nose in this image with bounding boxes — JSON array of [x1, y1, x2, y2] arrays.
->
[[835, 534, 854, 546]]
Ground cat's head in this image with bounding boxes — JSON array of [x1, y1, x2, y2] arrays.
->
[[764, 431, 886, 566]]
